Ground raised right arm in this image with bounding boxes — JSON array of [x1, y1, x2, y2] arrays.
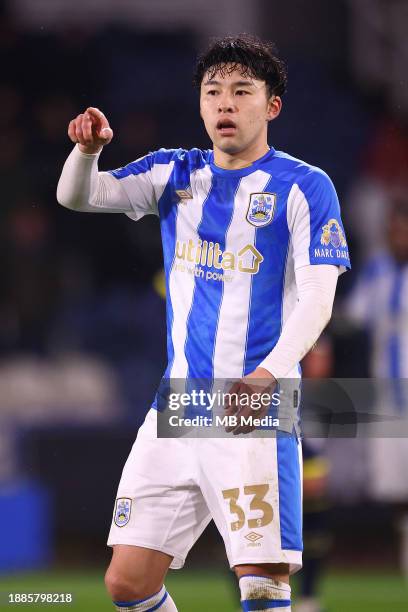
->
[[57, 107, 132, 213], [57, 144, 134, 213]]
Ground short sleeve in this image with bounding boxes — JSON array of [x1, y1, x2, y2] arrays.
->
[[287, 169, 351, 273], [109, 150, 175, 222], [108, 153, 158, 221]]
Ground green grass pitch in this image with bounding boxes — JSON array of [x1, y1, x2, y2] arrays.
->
[[1, 569, 407, 610]]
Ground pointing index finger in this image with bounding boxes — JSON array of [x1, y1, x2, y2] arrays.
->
[[86, 107, 110, 128]]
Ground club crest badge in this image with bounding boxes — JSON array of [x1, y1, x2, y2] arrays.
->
[[320, 219, 347, 248], [114, 497, 132, 527], [246, 193, 276, 228]]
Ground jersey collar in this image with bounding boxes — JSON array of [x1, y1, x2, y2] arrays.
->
[[209, 146, 276, 177]]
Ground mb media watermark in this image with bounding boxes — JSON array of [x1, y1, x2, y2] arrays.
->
[[156, 379, 300, 438], [167, 413, 280, 429]]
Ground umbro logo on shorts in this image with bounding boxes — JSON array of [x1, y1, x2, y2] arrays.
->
[[245, 531, 263, 543]]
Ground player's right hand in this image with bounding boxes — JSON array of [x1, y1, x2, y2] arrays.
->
[[68, 107, 113, 154]]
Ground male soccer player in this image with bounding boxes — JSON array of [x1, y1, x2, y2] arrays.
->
[[57, 35, 350, 612]]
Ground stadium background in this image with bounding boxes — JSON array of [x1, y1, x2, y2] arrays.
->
[[1, 0, 408, 609]]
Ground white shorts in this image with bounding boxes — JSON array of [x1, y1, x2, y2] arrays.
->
[[108, 409, 303, 573]]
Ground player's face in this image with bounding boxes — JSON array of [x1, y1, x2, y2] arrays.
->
[[200, 65, 281, 160]]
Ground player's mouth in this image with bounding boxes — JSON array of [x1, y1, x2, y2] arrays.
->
[[216, 118, 237, 136]]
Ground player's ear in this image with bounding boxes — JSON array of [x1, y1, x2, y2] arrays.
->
[[266, 95, 282, 122]]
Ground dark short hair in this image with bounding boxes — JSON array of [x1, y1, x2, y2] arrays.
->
[[193, 34, 287, 97]]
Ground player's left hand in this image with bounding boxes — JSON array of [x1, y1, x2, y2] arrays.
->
[[224, 367, 277, 435]]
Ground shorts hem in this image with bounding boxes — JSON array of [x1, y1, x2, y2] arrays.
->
[[107, 539, 186, 569], [229, 555, 302, 575]]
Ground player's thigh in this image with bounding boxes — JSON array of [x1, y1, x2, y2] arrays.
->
[[105, 544, 173, 600], [198, 434, 302, 573], [108, 409, 212, 569]]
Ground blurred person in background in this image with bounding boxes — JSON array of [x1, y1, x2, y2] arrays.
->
[[57, 34, 350, 612], [345, 188, 408, 576]]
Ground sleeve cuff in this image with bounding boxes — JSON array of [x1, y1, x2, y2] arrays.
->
[[75, 143, 102, 158]]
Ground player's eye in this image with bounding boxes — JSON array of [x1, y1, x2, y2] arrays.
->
[[207, 90, 218, 96], [236, 90, 249, 96]]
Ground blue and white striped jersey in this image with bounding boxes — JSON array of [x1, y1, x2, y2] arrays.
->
[[110, 146, 350, 382]]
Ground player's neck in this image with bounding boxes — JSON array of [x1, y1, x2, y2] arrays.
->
[[213, 141, 270, 170]]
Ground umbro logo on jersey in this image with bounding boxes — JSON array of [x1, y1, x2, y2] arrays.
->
[[175, 189, 193, 204], [246, 192, 276, 228]]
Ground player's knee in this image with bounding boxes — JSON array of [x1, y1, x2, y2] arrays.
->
[[105, 568, 128, 600], [105, 566, 163, 602], [105, 567, 142, 601]]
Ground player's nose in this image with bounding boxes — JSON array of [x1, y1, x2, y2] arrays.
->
[[217, 93, 236, 113]]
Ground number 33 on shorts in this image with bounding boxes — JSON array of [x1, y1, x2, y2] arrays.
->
[[222, 484, 273, 531]]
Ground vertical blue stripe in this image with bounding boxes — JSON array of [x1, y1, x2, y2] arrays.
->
[[160, 161, 198, 378], [277, 434, 302, 551], [243, 178, 291, 374], [159, 189, 178, 380], [184, 176, 240, 380], [153, 162, 193, 410]]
